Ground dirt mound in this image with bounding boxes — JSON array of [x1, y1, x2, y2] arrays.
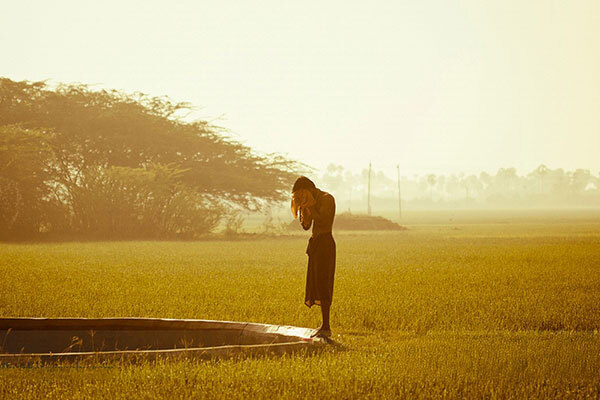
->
[[287, 213, 406, 231]]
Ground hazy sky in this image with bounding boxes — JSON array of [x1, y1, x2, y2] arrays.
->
[[2, 0, 599, 177]]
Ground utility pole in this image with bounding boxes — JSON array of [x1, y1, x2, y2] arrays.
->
[[397, 164, 402, 219], [367, 161, 372, 216], [348, 185, 352, 214]]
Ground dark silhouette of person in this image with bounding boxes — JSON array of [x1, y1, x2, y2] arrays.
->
[[291, 176, 336, 337]]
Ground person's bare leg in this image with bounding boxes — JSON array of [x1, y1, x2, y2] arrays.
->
[[321, 303, 331, 331], [312, 303, 331, 337]]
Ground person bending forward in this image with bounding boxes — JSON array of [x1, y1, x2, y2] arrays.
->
[[291, 176, 336, 338]]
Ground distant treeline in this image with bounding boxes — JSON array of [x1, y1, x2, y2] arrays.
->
[[0, 78, 299, 240], [321, 164, 600, 211]]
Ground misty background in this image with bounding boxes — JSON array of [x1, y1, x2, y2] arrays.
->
[[1, 1, 599, 239], [313, 164, 599, 214], [2, 0, 599, 177]]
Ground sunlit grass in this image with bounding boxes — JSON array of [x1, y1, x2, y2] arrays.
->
[[1, 219, 599, 398]]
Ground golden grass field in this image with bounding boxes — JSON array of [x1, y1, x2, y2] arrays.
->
[[1, 211, 599, 398]]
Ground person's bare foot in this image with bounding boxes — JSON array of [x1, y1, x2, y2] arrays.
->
[[311, 326, 332, 338]]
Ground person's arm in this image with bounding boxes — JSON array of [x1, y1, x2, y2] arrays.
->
[[300, 208, 313, 230]]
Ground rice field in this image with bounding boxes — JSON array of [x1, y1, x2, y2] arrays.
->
[[1, 211, 599, 398]]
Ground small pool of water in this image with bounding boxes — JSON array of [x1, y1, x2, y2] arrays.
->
[[0, 318, 323, 364]]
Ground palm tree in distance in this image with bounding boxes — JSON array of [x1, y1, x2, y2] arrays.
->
[[427, 174, 437, 201], [534, 164, 549, 194]]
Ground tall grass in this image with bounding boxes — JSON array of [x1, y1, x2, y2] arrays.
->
[[1, 220, 599, 398]]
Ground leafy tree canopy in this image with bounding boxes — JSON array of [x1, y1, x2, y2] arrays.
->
[[0, 78, 301, 239]]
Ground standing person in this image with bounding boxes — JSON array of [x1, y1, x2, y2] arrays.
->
[[291, 176, 336, 338]]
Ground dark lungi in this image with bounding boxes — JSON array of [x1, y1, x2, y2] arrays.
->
[[305, 232, 336, 307]]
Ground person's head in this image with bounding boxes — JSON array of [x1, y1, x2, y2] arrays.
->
[[292, 176, 316, 194]]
